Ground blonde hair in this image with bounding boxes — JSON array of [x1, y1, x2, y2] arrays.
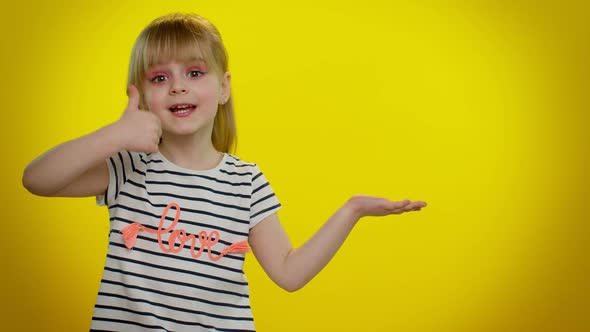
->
[[127, 13, 236, 153]]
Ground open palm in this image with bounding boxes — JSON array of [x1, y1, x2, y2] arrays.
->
[[347, 195, 427, 218]]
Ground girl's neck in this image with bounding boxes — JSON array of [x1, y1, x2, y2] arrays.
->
[[158, 135, 223, 171]]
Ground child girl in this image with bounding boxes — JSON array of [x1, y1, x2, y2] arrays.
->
[[22, 13, 426, 332]]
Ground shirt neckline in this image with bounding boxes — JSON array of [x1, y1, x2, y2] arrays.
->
[[153, 151, 228, 174]]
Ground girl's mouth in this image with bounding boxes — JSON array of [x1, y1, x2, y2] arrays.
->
[[169, 104, 196, 116]]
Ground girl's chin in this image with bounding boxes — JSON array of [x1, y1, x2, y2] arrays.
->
[[162, 125, 214, 138]]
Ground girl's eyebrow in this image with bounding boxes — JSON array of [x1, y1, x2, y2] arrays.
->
[[147, 69, 168, 75]]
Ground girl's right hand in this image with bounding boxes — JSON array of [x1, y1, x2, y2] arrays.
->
[[113, 84, 162, 153]]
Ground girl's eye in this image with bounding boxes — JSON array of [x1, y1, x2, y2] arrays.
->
[[188, 70, 205, 78], [150, 75, 167, 83]]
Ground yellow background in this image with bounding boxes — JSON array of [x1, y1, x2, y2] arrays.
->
[[1, 0, 588, 331]]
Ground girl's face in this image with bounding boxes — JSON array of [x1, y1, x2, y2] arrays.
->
[[142, 57, 230, 140]]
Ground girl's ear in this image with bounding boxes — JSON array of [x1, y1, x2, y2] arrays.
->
[[219, 72, 231, 105]]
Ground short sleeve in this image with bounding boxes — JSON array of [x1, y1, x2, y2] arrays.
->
[[96, 151, 142, 207], [249, 165, 281, 229]]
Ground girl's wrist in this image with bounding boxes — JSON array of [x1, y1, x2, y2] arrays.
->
[[100, 122, 128, 152], [342, 198, 364, 224]]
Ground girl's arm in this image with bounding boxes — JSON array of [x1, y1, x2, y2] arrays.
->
[[22, 85, 161, 197], [23, 125, 122, 197], [248, 196, 427, 292]]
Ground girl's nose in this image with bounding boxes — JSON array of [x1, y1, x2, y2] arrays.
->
[[169, 81, 188, 95], [170, 86, 188, 95]]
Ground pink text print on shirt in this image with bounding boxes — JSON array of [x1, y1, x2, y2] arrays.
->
[[121, 202, 249, 261]]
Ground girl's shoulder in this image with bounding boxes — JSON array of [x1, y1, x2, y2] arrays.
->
[[107, 150, 154, 172], [225, 153, 256, 168], [223, 153, 261, 176]]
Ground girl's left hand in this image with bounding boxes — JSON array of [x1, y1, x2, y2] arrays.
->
[[345, 195, 427, 219]]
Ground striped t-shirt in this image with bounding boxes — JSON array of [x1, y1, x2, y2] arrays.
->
[[90, 151, 281, 332]]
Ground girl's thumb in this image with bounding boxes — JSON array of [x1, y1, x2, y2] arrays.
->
[[126, 84, 140, 111]]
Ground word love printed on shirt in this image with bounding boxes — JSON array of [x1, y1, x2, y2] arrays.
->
[[121, 202, 249, 261]]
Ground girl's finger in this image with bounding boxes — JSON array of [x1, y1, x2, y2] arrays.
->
[[388, 208, 404, 214], [126, 84, 141, 111], [388, 199, 410, 209]]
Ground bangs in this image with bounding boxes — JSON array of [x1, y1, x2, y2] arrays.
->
[[139, 19, 220, 77]]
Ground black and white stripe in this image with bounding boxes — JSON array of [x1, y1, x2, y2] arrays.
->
[[93, 151, 281, 331]]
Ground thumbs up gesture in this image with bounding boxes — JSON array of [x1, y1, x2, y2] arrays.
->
[[113, 85, 162, 153]]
